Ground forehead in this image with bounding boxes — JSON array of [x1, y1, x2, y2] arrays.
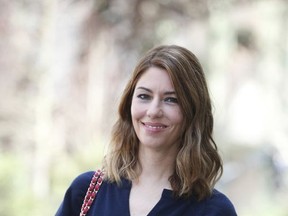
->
[[135, 67, 174, 89]]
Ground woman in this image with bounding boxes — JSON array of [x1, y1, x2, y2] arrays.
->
[[56, 45, 237, 216]]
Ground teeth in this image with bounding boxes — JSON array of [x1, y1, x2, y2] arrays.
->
[[146, 125, 165, 129]]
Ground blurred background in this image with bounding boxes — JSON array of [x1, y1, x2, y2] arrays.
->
[[0, 0, 288, 215]]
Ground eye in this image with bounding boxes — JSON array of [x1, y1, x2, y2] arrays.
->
[[164, 97, 178, 104], [137, 94, 151, 100]]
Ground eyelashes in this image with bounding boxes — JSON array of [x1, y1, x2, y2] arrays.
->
[[137, 94, 150, 100], [136, 94, 178, 104], [164, 97, 178, 103]]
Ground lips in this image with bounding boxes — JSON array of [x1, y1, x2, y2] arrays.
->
[[142, 122, 167, 132]]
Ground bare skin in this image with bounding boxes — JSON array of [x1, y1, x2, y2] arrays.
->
[[129, 67, 183, 216], [129, 145, 177, 216]]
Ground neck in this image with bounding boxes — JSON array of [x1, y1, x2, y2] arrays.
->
[[136, 146, 177, 188]]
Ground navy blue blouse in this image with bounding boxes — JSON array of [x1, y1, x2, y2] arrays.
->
[[56, 171, 237, 216]]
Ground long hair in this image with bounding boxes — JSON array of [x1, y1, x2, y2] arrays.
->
[[103, 45, 223, 200]]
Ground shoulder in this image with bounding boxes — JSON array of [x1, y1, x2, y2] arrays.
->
[[200, 189, 237, 216], [67, 171, 96, 207], [55, 171, 95, 216], [70, 171, 95, 192]]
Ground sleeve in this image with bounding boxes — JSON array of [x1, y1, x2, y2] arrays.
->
[[204, 190, 237, 216], [55, 171, 95, 216]]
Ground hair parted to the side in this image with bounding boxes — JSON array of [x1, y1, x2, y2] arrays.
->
[[102, 45, 223, 201]]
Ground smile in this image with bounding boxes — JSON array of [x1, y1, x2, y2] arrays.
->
[[142, 122, 167, 131], [146, 125, 166, 129]]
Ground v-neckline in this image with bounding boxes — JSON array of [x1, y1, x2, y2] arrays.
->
[[124, 178, 174, 216], [146, 189, 173, 216]]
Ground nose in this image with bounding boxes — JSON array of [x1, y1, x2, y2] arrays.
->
[[147, 100, 163, 118]]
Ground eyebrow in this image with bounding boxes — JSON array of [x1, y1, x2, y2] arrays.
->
[[136, 86, 176, 95]]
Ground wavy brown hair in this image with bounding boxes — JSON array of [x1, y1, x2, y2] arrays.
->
[[103, 45, 223, 201]]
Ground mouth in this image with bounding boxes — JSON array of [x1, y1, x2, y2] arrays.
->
[[141, 122, 168, 131]]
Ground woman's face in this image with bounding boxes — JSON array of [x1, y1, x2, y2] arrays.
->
[[131, 67, 183, 152]]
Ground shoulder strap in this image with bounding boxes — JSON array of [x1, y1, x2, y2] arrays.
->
[[80, 169, 104, 216]]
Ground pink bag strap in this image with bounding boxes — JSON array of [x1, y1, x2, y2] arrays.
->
[[80, 169, 104, 216]]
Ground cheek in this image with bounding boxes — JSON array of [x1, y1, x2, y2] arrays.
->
[[131, 99, 142, 121], [131, 101, 145, 134], [172, 111, 184, 137], [177, 110, 184, 123], [168, 108, 184, 124], [130, 99, 136, 119]]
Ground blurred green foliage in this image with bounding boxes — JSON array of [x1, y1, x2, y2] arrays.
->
[[1, 0, 288, 215], [0, 143, 104, 216]]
